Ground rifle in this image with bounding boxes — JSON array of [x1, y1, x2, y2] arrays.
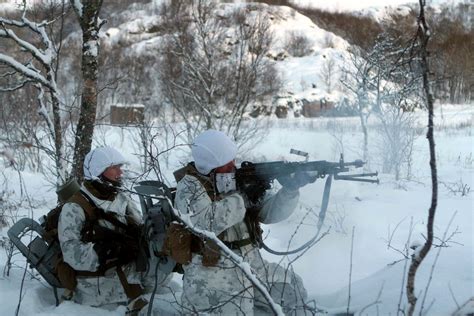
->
[[235, 153, 379, 255]]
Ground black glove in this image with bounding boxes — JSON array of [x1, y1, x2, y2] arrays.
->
[[277, 171, 317, 191], [93, 240, 121, 268], [119, 238, 140, 265], [94, 238, 139, 268]]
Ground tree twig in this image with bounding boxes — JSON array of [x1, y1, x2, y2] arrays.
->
[[347, 226, 355, 315]]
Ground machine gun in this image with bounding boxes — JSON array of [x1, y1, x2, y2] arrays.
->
[[236, 153, 378, 203], [235, 152, 379, 255]]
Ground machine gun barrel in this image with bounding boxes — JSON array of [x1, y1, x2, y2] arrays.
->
[[236, 157, 375, 182], [334, 172, 379, 184]]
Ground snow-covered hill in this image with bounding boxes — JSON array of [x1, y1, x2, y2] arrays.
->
[[291, 0, 466, 12], [94, 1, 352, 116]]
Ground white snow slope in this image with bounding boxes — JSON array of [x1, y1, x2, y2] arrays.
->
[[0, 104, 472, 315]]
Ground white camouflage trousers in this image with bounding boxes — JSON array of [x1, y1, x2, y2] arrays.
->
[[181, 248, 307, 315]]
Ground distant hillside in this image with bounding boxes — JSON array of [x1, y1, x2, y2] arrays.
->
[[53, 1, 356, 120], [0, 0, 471, 128], [253, 0, 473, 104]]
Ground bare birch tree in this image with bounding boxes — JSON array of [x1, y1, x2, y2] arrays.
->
[[341, 31, 421, 177], [0, 1, 67, 182], [340, 47, 373, 164], [368, 34, 421, 180], [158, 0, 279, 145], [69, 0, 105, 182], [320, 55, 337, 93], [1, 1, 104, 183]]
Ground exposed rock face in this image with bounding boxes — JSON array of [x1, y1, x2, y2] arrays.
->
[[275, 105, 288, 118], [302, 98, 335, 117]]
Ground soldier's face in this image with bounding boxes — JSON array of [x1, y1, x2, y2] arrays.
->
[[215, 160, 236, 174], [102, 164, 123, 182]]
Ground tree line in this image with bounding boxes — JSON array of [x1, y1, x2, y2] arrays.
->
[[0, 0, 279, 183], [257, 0, 473, 104], [1, 0, 470, 183]]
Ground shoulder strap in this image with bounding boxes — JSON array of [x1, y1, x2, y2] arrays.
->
[[69, 190, 131, 231], [67, 190, 98, 221], [176, 163, 218, 201]]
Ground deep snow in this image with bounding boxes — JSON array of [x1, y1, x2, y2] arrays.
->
[[0, 1, 472, 315], [0, 104, 472, 315]]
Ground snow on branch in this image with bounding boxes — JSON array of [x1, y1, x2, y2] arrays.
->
[[35, 83, 56, 133], [168, 198, 285, 316], [0, 10, 65, 182], [71, 0, 84, 18], [0, 15, 59, 94], [0, 71, 31, 91], [0, 15, 55, 65], [2, 14, 62, 99], [0, 54, 51, 88]]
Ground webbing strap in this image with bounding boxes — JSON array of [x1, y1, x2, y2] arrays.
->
[[260, 174, 333, 256], [75, 259, 120, 277], [79, 190, 140, 236], [75, 263, 143, 300], [175, 163, 217, 201], [223, 238, 253, 249], [178, 164, 262, 250], [68, 191, 142, 299], [68, 191, 98, 221], [116, 266, 143, 300]]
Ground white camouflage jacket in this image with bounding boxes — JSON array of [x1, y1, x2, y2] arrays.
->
[[175, 174, 306, 315], [57, 185, 143, 306]]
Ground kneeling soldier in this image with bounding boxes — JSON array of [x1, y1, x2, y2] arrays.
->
[[58, 147, 159, 314]]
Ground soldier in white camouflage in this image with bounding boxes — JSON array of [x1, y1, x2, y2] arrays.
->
[[58, 147, 171, 314], [174, 130, 314, 315]]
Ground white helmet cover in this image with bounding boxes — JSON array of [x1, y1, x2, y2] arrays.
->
[[83, 147, 127, 180], [191, 130, 238, 175]]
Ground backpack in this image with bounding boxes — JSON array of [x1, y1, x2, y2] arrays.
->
[[134, 178, 220, 268], [7, 189, 102, 304], [8, 178, 191, 306], [7, 185, 150, 305]]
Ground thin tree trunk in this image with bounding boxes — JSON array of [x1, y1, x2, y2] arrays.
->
[[406, 1, 438, 315], [51, 93, 64, 181], [71, 0, 103, 182], [51, 0, 67, 183], [358, 98, 369, 164]]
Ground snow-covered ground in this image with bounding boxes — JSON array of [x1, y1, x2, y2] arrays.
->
[[291, 0, 465, 12], [0, 0, 472, 314], [0, 104, 472, 315]]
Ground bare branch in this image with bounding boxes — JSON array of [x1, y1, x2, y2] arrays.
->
[[170, 202, 285, 316], [419, 211, 458, 315]]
